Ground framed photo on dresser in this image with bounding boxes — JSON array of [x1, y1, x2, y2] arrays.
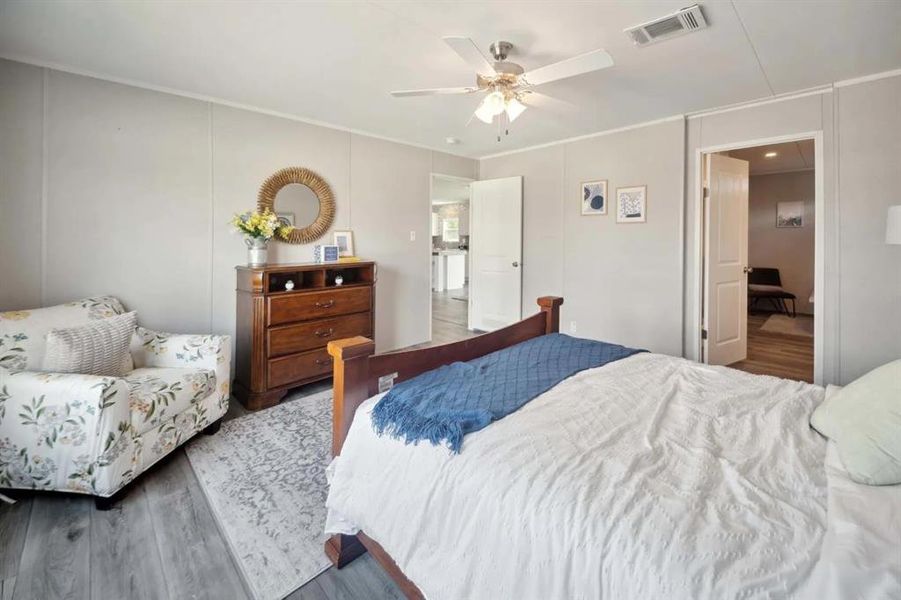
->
[[334, 230, 355, 257]]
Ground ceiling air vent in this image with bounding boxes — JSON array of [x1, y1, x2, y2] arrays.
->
[[625, 4, 708, 46]]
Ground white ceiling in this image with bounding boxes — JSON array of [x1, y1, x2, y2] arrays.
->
[[1, 1, 899, 158], [729, 139, 814, 175]]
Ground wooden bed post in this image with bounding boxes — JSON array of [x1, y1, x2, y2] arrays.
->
[[328, 336, 375, 456], [537, 296, 564, 334], [325, 336, 374, 568]]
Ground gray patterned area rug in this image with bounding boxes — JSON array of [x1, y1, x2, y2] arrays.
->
[[185, 390, 333, 600]]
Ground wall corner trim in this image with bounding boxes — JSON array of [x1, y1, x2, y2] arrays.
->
[[478, 114, 686, 161], [833, 67, 901, 89]]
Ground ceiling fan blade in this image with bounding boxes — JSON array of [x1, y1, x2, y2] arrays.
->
[[390, 87, 478, 97], [443, 36, 497, 76], [520, 48, 613, 86], [521, 91, 578, 114]]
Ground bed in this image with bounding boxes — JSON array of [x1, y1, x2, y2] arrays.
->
[[322, 297, 901, 599]]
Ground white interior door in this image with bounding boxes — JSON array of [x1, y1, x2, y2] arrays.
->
[[704, 154, 750, 365], [469, 176, 522, 331]]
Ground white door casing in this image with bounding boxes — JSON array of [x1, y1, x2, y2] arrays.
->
[[704, 154, 750, 365], [469, 176, 523, 331]]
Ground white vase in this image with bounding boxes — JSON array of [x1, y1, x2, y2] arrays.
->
[[246, 237, 269, 266]]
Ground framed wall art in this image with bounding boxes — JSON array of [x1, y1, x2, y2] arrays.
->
[[616, 185, 647, 223], [581, 180, 608, 215]]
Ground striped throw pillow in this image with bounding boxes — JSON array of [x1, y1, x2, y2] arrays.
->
[[42, 311, 137, 377]]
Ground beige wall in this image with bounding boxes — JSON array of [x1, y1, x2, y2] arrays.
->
[[44, 70, 213, 333], [481, 119, 685, 356], [0, 60, 43, 311], [0, 59, 476, 357], [835, 75, 901, 382], [748, 171, 815, 314]]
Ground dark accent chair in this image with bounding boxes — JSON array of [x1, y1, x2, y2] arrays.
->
[[748, 267, 796, 317]]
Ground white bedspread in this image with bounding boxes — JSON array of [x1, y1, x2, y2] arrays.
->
[[800, 442, 901, 599], [326, 353, 899, 599]]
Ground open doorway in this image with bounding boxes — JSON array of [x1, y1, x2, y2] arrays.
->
[[700, 136, 821, 383], [430, 174, 478, 345]]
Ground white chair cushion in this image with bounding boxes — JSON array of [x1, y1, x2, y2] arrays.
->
[[125, 367, 215, 435]]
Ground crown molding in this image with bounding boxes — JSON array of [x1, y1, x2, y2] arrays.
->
[[833, 67, 901, 88], [478, 115, 685, 160]]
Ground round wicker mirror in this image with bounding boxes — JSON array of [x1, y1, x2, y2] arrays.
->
[[257, 167, 335, 244]]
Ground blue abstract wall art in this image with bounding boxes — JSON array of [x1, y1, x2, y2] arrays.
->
[[581, 180, 608, 215]]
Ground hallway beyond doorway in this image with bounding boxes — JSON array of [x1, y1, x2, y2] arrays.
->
[[431, 288, 479, 345]]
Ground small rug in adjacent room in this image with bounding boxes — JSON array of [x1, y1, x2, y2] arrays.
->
[[185, 390, 333, 600], [760, 313, 814, 338]]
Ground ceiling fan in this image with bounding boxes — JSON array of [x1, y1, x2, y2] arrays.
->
[[391, 37, 614, 138]]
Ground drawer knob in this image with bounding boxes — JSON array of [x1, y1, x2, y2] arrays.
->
[[315, 358, 332, 366], [314, 328, 334, 338], [315, 300, 335, 309]]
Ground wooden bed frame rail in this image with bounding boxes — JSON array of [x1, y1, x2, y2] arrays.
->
[[323, 296, 563, 598]]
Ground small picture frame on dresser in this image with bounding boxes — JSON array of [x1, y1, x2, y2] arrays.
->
[[314, 244, 340, 263], [333, 230, 355, 257]]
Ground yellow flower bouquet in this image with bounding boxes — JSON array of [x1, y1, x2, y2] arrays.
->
[[231, 209, 295, 265], [230, 209, 293, 241]]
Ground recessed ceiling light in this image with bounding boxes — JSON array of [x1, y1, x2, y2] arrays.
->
[[764, 151, 778, 158]]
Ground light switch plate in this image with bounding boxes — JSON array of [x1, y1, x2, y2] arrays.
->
[[409, 231, 416, 241]]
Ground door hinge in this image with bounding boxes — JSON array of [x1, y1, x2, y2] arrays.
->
[[703, 186, 710, 199], [701, 328, 708, 340]]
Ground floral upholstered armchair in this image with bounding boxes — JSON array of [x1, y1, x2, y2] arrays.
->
[[0, 296, 230, 508]]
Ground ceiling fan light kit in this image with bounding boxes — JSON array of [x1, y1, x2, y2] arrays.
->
[[390, 36, 615, 142]]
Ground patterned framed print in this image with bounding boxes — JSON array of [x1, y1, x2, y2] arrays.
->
[[581, 180, 608, 215], [616, 185, 647, 224]]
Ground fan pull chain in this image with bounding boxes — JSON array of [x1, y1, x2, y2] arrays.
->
[[496, 111, 512, 142]]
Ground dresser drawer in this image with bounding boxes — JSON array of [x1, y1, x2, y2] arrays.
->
[[267, 287, 372, 326], [268, 347, 333, 388], [267, 312, 372, 357]]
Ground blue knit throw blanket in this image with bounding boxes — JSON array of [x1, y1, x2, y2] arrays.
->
[[371, 333, 643, 453]]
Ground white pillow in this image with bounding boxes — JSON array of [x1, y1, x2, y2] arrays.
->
[[811, 360, 901, 485], [42, 311, 137, 377]]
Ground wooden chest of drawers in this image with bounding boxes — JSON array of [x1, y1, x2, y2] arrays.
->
[[234, 261, 376, 410]]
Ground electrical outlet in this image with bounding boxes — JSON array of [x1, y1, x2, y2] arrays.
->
[[410, 230, 416, 241], [569, 321, 577, 333]]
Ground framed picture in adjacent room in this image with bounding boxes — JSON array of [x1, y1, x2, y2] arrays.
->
[[581, 180, 607, 215], [333, 230, 355, 257], [776, 201, 803, 228], [616, 185, 647, 223]]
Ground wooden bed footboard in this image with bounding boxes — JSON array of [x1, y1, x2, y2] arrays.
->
[[323, 296, 563, 597]]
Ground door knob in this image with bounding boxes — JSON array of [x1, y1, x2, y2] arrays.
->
[[743, 266, 754, 274], [512, 261, 519, 267]]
